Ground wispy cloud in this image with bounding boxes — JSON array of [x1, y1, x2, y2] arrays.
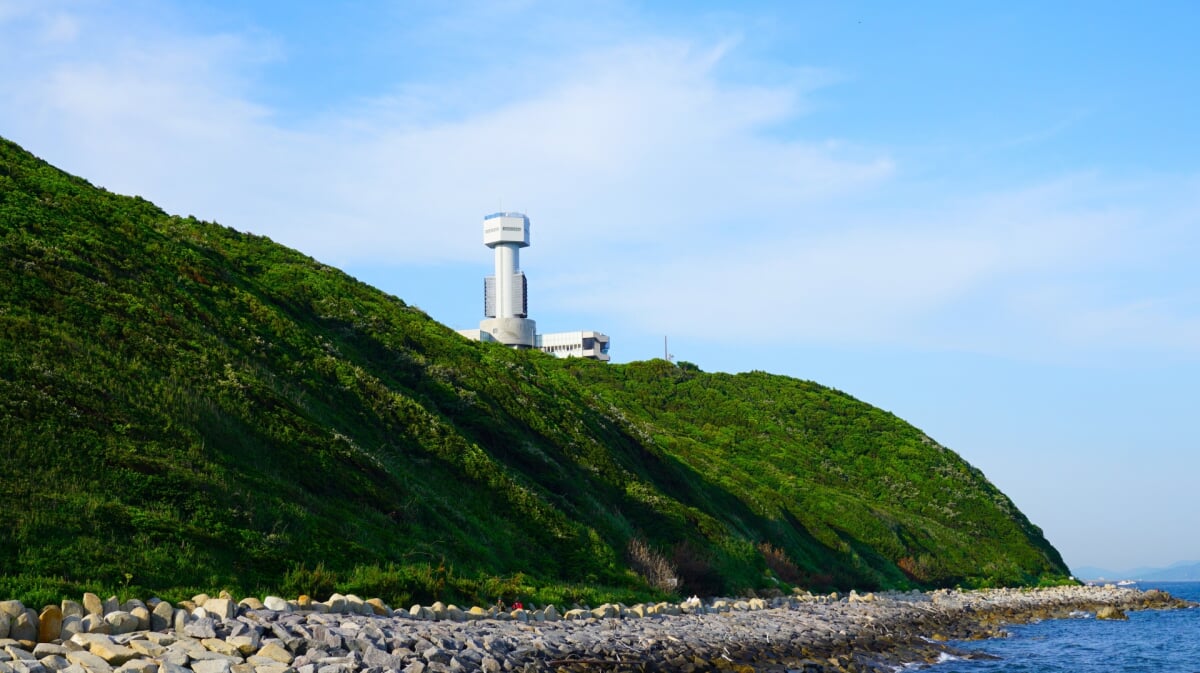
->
[[2, 2, 1198, 363], [558, 173, 1200, 359], [1, 6, 885, 259], [309, 38, 892, 260]]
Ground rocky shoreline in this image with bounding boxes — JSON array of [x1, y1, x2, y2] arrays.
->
[[0, 585, 1192, 673]]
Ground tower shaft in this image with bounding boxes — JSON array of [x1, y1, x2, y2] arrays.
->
[[493, 244, 519, 318]]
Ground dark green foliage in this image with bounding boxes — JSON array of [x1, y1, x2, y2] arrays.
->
[[0, 137, 1071, 605], [281, 562, 339, 601], [560, 359, 1071, 589]]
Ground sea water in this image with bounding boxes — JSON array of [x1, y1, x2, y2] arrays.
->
[[929, 581, 1200, 672]]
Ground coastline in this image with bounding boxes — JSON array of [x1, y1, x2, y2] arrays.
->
[[0, 585, 1192, 673]]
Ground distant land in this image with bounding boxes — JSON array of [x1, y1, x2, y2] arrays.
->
[[1075, 560, 1200, 581]]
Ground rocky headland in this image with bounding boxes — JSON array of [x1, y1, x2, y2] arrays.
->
[[0, 585, 1191, 673]]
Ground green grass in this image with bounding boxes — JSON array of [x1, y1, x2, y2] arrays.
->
[[0, 136, 1071, 607]]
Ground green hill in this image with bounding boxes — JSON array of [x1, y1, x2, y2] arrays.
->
[[0, 136, 1069, 606]]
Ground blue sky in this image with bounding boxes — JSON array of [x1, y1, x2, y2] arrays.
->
[[2, 1, 1198, 574]]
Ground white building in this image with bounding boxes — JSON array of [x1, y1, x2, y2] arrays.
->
[[536, 330, 611, 361], [458, 211, 610, 361]]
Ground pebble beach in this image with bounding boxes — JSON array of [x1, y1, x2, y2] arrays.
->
[[0, 585, 1191, 673]]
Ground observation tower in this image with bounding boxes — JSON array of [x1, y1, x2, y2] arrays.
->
[[479, 212, 536, 347], [457, 211, 610, 361]]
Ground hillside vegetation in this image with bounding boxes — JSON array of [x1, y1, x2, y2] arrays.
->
[[0, 137, 1070, 607]]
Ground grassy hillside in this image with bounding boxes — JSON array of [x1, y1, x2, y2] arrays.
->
[[0, 137, 1069, 606]]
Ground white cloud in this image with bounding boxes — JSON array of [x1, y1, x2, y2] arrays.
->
[[2, 2, 1198, 363], [288, 39, 892, 264], [2, 9, 888, 264], [1, 4, 288, 213], [556, 173, 1200, 359]]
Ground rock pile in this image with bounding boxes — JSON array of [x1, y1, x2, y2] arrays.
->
[[0, 586, 1190, 673]]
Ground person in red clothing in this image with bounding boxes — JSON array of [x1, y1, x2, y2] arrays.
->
[[512, 600, 523, 611]]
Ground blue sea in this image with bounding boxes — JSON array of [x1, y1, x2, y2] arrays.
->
[[929, 582, 1200, 672]]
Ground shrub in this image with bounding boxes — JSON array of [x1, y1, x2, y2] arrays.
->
[[280, 562, 338, 600], [0, 575, 80, 608], [758, 542, 803, 585], [672, 541, 721, 596], [807, 571, 838, 591], [342, 564, 411, 607], [626, 538, 677, 594], [475, 572, 529, 606]]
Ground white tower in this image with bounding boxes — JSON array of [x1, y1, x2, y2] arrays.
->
[[479, 212, 536, 347], [458, 210, 609, 359]]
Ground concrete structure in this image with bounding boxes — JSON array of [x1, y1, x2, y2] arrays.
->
[[479, 211, 536, 347], [458, 211, 609, 361], [537, 330, 611, 361]]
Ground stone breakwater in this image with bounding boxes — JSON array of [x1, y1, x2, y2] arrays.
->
[[0, 586, 1191, 673]]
